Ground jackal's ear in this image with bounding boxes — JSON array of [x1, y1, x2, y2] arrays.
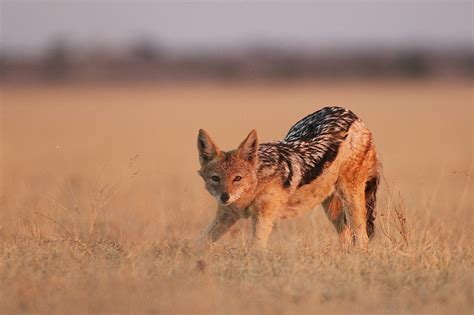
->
[[237, 129, 259, 164], [197, 129, 221, 165]]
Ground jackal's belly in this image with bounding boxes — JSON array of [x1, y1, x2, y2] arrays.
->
[[278, 163, 340, 219]]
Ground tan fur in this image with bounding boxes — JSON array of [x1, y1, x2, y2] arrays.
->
[[198, 118, 379, 250]]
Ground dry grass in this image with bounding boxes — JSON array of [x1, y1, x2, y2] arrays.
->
[[1, 80, 472, 314]]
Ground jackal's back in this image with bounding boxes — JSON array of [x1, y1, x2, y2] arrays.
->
[[258, 106, 361, 189], [285, 106, 358, 142]]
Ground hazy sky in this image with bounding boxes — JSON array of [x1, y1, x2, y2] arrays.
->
[[1, 1, 472, 55]]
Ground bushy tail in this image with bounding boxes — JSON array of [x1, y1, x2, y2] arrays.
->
[[365, 174, 380, 239]]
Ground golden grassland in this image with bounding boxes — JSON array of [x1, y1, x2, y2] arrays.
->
[[0, 80, 472, 314]]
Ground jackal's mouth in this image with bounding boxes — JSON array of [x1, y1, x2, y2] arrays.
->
[[218, 199, 232, 206]]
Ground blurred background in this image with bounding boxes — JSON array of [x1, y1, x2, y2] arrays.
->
[[1, 0, 473, 235], [1, 0, 472, 243], [0, 2, 473, 314], [1, 1, 472, 82], [1, 0, 473, 232]]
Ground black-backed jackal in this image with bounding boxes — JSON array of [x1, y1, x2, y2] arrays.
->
[[197, 107, 380, 249]]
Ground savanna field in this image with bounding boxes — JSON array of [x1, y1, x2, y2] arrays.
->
[[0, 81, 472, 314]]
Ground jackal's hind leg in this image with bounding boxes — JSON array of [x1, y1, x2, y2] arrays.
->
[[322, 194, 354, 250], [339, 187, 368, 250]]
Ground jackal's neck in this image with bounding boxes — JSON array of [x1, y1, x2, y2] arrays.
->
[[230, 180, 259, 210]]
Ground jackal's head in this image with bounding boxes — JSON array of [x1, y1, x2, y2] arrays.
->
[[197, 129, 259, 206]]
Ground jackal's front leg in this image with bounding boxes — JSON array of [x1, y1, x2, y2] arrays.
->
[[251, 214, 274, 249], [205, 206, 240, 243]]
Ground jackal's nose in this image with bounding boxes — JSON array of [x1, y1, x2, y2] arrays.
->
[[220, 192, 230, 203]]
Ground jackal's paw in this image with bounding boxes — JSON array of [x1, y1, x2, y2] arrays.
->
[[194, 234, 212, 252], [251, 239, 269, 252]]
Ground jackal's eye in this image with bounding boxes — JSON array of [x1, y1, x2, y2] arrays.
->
[[211, 176, 220, 182], [233, 176, 242, 182]]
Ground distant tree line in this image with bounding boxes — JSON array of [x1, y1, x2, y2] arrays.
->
[[0, 40, 472, 82]]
